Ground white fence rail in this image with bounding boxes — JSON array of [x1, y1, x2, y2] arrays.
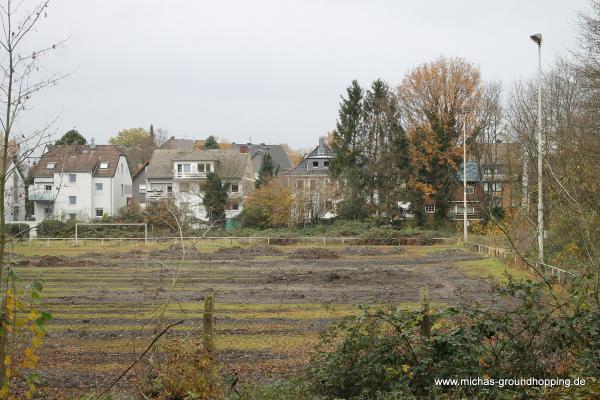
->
[[463, 241, 574, 284], [12, 235, 453, 247]]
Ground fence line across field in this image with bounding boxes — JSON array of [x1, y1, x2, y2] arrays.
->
[[16, 235, 453, 247], [74, 223, 148, 245], [462, 240, 574, 285]]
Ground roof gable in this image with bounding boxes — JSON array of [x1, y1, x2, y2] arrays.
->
[[33, 144, 124, 178]]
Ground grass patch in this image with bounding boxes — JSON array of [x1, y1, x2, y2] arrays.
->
[[456, 257, 532, 281]]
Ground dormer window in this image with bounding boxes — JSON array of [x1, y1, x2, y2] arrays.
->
[[312, 161, 319, 167], [99, 162, 109, 169], [47, 162, 56, 170]]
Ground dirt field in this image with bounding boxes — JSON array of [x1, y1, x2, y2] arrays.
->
[[8, 242, 528, 399]]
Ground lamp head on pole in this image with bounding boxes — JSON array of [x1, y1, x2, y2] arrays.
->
[[530, 33, 542, 46]]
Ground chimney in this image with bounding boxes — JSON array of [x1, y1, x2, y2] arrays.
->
[[239, 145, 249, 154], [318, 137, 325, 155]]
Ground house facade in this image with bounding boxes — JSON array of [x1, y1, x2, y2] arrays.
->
[[282, 137, 336, 221], [426, 142, 522, 219], [3, 161, 26, 222], [29, 144, 132, 221], [144, 148, 255, 222]]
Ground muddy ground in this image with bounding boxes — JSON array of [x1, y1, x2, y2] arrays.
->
[[10, 244, 502, 398]]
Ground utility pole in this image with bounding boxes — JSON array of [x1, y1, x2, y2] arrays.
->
[[530, 33, 544, 263], [463, 114, 468, 243]]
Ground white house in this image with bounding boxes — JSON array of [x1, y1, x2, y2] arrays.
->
[[144, 148, 255, 222], [3, 161, 26, 222], [29, 144, 132, 221]]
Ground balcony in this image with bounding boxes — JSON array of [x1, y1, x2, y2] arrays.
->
[[28, 185, 56, 201], [173, 171, 208, 179], [145, 190, 174, 201]]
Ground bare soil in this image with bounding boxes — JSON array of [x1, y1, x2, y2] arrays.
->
[[11, 244, 502, 398]]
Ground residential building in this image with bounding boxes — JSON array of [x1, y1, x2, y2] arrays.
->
[[282, 137, 336, 221], [436, 142, 522, 219], [3, 161, 26, 222], [144, 148, 255, 222], [29, 144, 132, 221], [131, 162, 148, 205], [231, 143, 293, 177]]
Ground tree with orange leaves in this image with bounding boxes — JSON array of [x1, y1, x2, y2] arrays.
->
[[398, 56, 482, 220]]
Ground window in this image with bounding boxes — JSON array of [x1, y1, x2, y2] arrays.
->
[[483, 166, 499, 175], [231, 184, 239, 193], [312, 161, 319, 167], [324, 161, 329, 167], [69, 196, 76, 205], [230, 202, 239, 211], [43, 207, 52, 216], [69, 213, 76, 220], [121, 184, 124, 196], [455, 205, 475, 214], [99, 162, 109, 169], [167, 184, 173, 193], [296, 180, 304, 189], [47, 162, 56, 170], [95, 208, 104, 217], [120, 164, 123, 174], [198, 163, 205, 172], [139, 184, 146, 193], [484, 182, 503, 193], [183, 164, 190, 173], [180, 182, 190, 192], [12, 206, 19, 217], [44, 185, 52, 191], [466, 185, 474, 195], [68, 174, 76, 183], [309, 180, 317, 190], [425, 204, 435, 213], [95, 182, 103, 193]]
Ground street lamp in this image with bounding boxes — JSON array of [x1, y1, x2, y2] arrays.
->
[[463, 114, 468, 244], [530, 33, 543, 264]]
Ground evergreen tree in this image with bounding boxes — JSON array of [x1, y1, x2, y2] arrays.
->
[[204, 135, 219, 149], [203, 172, 228, 224], [255, 152, 279, 188], [330, 80, 369, 219], [55, 129, 86, 146]]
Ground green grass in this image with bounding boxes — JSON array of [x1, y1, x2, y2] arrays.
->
[[456, 257, 532, 281]]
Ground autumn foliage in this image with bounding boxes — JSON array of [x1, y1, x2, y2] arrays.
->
[[242, 181, 292, 228], [398, 57, 482, 219]]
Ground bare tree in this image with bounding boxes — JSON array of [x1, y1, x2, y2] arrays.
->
[[0, 0, 66, 388]]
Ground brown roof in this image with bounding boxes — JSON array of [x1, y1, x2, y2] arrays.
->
[[33, 144, 125, 178]]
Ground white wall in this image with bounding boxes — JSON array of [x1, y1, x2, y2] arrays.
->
[[111, 155, 132, 214], [4, 163, 26, 222]]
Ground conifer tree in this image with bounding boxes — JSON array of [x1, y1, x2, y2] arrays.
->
[[256, 152, 279, 188], [203, 172, 228, 224]]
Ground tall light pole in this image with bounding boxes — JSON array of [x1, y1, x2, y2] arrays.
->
[[463, 114, 468, 243], [530, 33, 544, 263]]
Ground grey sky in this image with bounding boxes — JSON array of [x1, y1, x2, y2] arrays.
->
[[21, 0, 590, 149]]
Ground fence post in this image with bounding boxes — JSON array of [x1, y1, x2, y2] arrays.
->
[[419, 288, 431, 339], [203, 294, 214, 354]]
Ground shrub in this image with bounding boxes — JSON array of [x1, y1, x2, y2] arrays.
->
[[306, 278, 600, 399], [36, 218, 76, 237], [5, 223, 30, 239]]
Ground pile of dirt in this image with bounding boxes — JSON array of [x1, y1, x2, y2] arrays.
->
[[27, 255, 88, 268], [288, 248, 340, 259], [211, 246, 283, 259], [341, 246, 406, 256], [148, 244, 199, 259]]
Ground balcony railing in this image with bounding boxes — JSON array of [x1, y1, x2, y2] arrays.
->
[[145, 190, 174, 201], [173, 171, 209, 179], [28, 185, 56, 201]]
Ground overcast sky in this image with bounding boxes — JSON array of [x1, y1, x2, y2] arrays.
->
[[20, 0, 590, 149]]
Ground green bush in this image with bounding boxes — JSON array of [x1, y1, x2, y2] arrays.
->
[[36, 219, 76, 237], [306, 277, 600, 399], [5, 223, 30, 239]]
